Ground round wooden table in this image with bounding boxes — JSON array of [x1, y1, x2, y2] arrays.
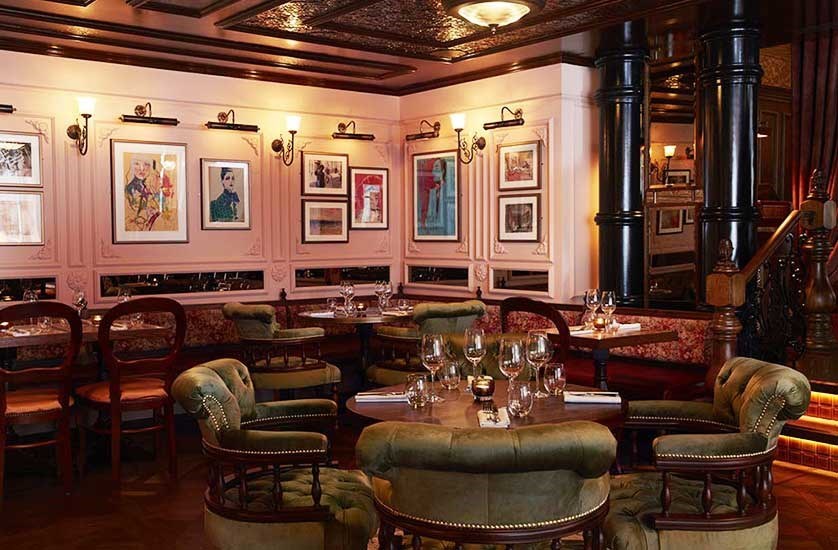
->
[[298, 307, 401, 369], [347, 380, 627, 429]]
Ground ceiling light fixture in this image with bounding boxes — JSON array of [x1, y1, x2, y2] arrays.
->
[[450, 112, 486, 165], [120, 102, 179, 126], [443, 0, 545, 32], [332, 120, 375, 141], [67, 97, 95, 156], [405, 119, 441, 141], [206, 109, 259, 132], [483, 106, 524, 130], [0, 104, 14, 114]]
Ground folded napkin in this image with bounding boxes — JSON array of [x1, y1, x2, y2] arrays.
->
[[111, 322, 129, 330], [9, 327, 31, 336], [307, 311, 335, 318], [477, 406, 511, 428], [564, 391, 622, 404], [381, 310, 411, 317], [570, 323, 642, 336], [355, 391, 408, 403]]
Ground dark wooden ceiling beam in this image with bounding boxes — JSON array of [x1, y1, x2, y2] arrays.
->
[[215, 0, 290, 29], [303, 0, 384, 27], [125, 0, 151, 7], [132, 0, 243, 19]]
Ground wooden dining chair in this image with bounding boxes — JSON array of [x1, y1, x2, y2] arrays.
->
[[500, 296, 571, 362], [0, 301, 82, 500], [76, 297, 186, 484]]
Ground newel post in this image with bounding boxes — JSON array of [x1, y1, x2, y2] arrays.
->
[[797, 170, 838, 382], [705, 239, 745, 389]]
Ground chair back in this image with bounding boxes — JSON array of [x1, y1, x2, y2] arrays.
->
[[413, 300, 486, 334], [172, 358, 257, 444], [500, 296, 570, 362], [98, 297, 186, 396], [712, 357, 811, 448], [222, 302, 278, 339], [357, 421, 615, 536], [0, 302, 83, 416]]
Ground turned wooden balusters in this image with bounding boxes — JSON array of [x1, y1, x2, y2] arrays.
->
[[797, 169, 838, 381], [705, 238, 744, 389]]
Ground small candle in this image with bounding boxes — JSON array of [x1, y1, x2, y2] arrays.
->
[[91, 314, 103, 326], [355, 302, 366, 313], [593, 315, 608, 332], [472, 376, 495, 402]]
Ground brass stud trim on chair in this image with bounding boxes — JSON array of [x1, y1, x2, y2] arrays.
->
[[201, 394, 230, 431], [656, 446, 777, 460], [627, 415, 735, 429], [241, 412, 336, 426]]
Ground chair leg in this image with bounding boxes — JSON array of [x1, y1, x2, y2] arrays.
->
[[110, 406, 122, 485], [165, 400, 177, 481], [331, 383, 338, 404], [153, 408, 163, 458], [58, 411, 73, 495], [77, 408, 86, 477], [0, 421, 6, 502]]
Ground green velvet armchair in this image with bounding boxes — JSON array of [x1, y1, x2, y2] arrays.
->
[[356, 420, 616, 549], [222, 302, 341, 400], [606, 357, 811, 550], [367, 300, 486, 386], [172, 359, 376, 550]]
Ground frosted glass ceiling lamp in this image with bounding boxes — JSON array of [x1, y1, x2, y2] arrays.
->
[[443, 0, 545, 32], [67, 97, 95, 156], [450, 112, 486, 165], [272, 115, 300, 166]]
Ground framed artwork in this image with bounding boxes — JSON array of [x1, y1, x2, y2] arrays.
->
[[413, 150, 459, 241], [0, 190, 43, 245], [301, 152, 348, 196], [666, 169, 691, 186], [656, 207, 684, 235], [111, 140, 188, 244], [201, 159, 250, 230], [498, 141, 540, 190], [498, 194, 540, 242], [684, 207, 695, 224], [0, 132, 41, 186], [350, 167, 388, 230], [301, 200, 348, 243]]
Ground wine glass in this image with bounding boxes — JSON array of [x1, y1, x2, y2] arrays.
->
[[397, 299, 410, 313], [583, 288, 601, 329], [339, 281, 355, 311], [326, 297, 338, 314], [601, 290, 617, 332], [526, 330, 554, 399], [507, 381, 534, 418], [543, 363, 567, 397], [421, 334, 446, 403], [405, 373, 429, 409], [117, 287, 142, 327], [373, 281, 385, 309], [438, 359, 461, 391], [382, 281, 393, 309], [464, 328, 486, 393], [22, 288, 44, 331], [72, 290, 88, 318], [498, 338, 525, 381]]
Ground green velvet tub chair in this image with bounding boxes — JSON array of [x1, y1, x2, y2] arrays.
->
[[605, 357, 811, 550], [367, 300, 486, 386], [222, 302, 341, 401], [172, 359, 376, 550], [356, 420, 617, 549]]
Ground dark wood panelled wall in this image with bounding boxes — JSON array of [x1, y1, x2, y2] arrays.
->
[[595, 20, 648, 307]]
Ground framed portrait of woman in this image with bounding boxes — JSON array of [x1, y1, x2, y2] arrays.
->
[[201, 159, 250, 230], [350, 167, 388, 230], [111, 140, 187, 244], [412, 150, 458, 241]]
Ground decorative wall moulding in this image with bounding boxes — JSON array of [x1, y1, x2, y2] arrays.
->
[[493, 239, 508, 254], [241, 136, 259, 156], [244, 238, 262, 256], [474, 262, 488, 282], [24, 119, 50, 143], [533, 237, 548, 256], [270, 263, 288, 282], [120, 102, 179, 126], [407, 241, 421, 254], [27, 239, 52, 260], [66, 271, 88, 292], [99, 239, 120, 259], [456, 237, 469, 254]]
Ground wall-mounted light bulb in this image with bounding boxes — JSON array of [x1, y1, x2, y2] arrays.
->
[[663, 145, 676, 158], [77, 97, 96, 117], [286, 115, 301, 133], [450, 112, 466, 131]]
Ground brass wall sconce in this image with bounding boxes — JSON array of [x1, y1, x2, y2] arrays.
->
[[405, 119, 440, 141], [450, 112, 486, 165], [271, 115, 300, 166], [483, 106, 524, 130], [120, 102, 179, 126], [650, 145, 676, 185], [332, 120, 375, 141], [66, 97, 96, 156], [206, 109, 259, 132], [0, 104, 14, 114]]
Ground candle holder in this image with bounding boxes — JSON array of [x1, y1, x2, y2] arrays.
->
[[91, 314, 103, 327], [593, 315, 608, 332], [472, 375, 495, 402]]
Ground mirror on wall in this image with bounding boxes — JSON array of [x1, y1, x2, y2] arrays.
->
[[294, 266, 390, 288], [100, 271, 264, 296], [492, 269, 549, 293], [0, 277, 56, 302], [408, 266, 469, 287]]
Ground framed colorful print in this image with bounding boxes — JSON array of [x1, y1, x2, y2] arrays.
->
[[0, 190, 43, 245], [111, 140, 188, 244], [684, 206, 695, 224], [350, 167, 388, 230], [301, 152, 348, 196], [498, 194, 540, 242], [498, 141, 540, 191], [656, 207, 684, 235], [0, 132, 41, 186], [201, 159, 250, 230], [301, 200, 348, 243], [666, 169, 691, 186], [413, 150, 459, 241]]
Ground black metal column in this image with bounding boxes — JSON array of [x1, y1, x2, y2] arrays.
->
[[595, 20, 648, 306], [696, 0, 762, 302]]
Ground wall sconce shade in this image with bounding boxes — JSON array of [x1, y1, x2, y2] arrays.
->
[[66, 97, 95, 156], [206, 109, 259, 132], [286, 115, 301, 133], [0, 104, 14, 114], [120, 102, 179, 126], [450, 112, 467, 131], [449, 112, 486, 165], [663, 145, 676, 158], [332, 120, 375, 141], [483, 106, 524, 130], [272, 114, 299, 166], [405, 119, 441, 141]]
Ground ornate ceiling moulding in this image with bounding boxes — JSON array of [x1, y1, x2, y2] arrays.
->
[[126, 0, 241, 18]]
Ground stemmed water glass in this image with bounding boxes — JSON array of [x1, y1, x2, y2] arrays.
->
[[526, 330, 554, 399], [72, 290, 88, 318], [583, 288, 601, 329], [374, 281, 386, 309], [381, 281, 393, 309], [464, 328, 487, 393], [498, 337, 525, 381], [543, 363, 567, 397], [601, 290, 617, 332], [23, 288, 47, 332], [339, 281, 355, 314], [118, 287, 142, 327], [421, 334, 446, 403]]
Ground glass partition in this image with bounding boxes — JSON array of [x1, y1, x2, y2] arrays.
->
[[0, 277, 56, 302], [99, 271, 264, 297], [294, 265, 390, 288], [492, 269, 549, 293], [407, 266, 469, 287]]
